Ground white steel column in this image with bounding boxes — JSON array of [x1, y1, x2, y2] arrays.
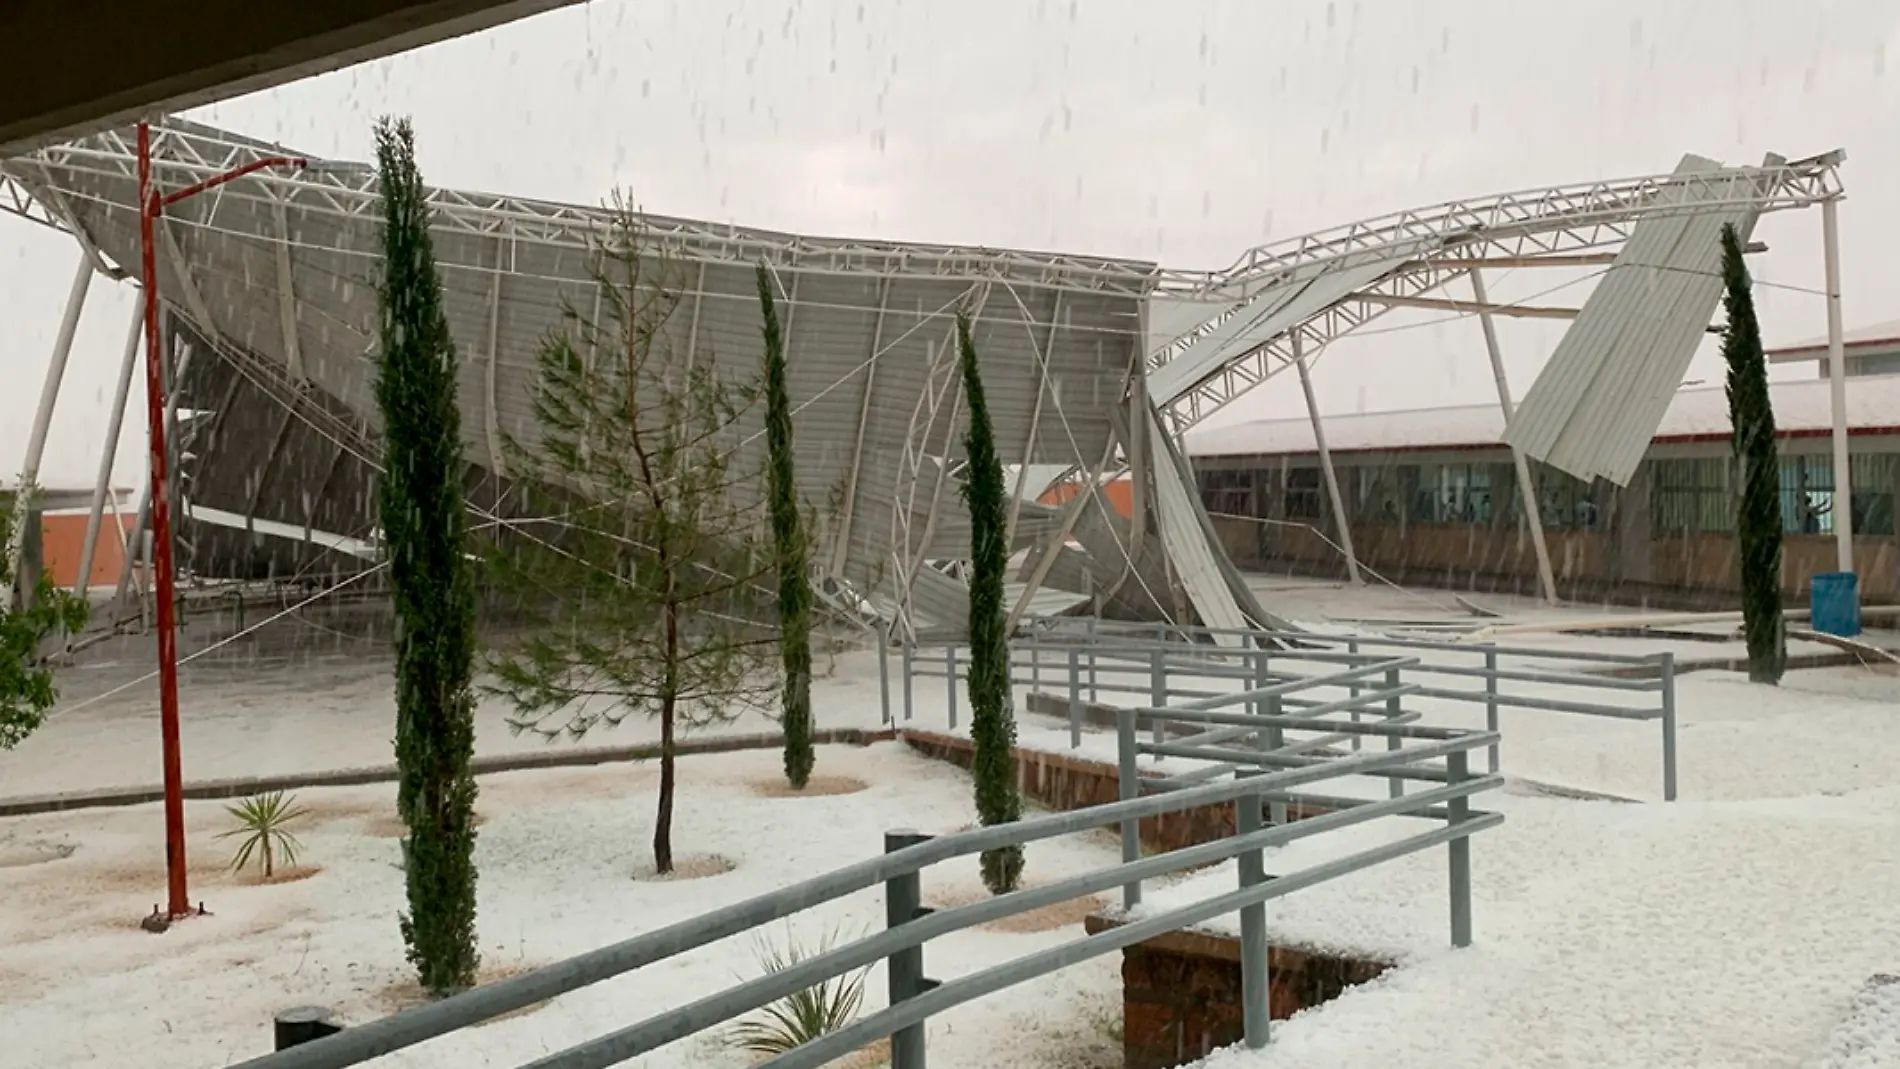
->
[[833, 278, 891, 576], [1292, 333, 1361, 585], [75, 302, 144, 603], [9, 255, 92, 606], [1470, 270, 1560, 605], [482, 240, 507, 478], [1823, 197, 1854, 572]]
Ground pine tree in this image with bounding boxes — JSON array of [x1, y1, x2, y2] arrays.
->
[[1720, 221, 1786, 685], [956, 309, 1025, 894], [486, 209, 780, 875], [756, 264, 814, 790], [374, 117, 480, 994], [0, 488, 88, 751]]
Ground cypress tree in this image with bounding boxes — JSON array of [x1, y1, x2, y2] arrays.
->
[[1719, 221, 1786, 685], [756, 264, 814, 789], [956, 309, 1025, 894], [374, 117, 480, 993]]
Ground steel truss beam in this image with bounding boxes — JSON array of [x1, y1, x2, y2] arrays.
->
[[2, 120, 1160, 297], [1157, 152, 1842, 299], [1146, 153, 1843, 434]]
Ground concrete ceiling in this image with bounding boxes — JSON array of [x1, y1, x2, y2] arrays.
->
[[0, 0, 584, 155]]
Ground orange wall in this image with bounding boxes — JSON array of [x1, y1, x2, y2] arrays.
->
[[38, 511, 137, 591], [1038, 476, 1134, 518]]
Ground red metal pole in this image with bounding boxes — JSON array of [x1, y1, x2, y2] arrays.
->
[[138, 121, 190, 919]]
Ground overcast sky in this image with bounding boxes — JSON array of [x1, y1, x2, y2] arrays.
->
[[2, 0, 1896, 489]]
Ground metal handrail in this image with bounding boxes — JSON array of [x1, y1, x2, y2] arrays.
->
[[899, 615, 1680, 801], [233, 722, 1492, 1069]]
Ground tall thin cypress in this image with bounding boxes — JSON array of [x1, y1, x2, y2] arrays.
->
[[1719, 221, 1786, 685], [956, 310, 1025, 894], [757, 264, 814, 789], [375, 117, 480, 993]]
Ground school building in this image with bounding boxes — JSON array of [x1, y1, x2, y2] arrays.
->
[[1188, 360, 1900, 608]]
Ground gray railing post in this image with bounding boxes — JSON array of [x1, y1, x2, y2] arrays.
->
[[1482, 647, 1500, 774], [1086, 615, 1099, 702], [1252, 649, 1286, 826], [1234, 771, 1270, 1049], [945, 645, 957, 731], [1149, 628, 1166, 753], [1347, 638, 1362, 751], [1067, 645, 1082, 749], [902, 638, 915, 722], [884, 829, 933, 1069], [1446, 750, 1472, 948], [879, 627, 893, 726], [1384, 666, 1404, 799], [1660, 651, 1678, 802], [1029, 629, 1041, 691], [1116, 707, 1142, 909]]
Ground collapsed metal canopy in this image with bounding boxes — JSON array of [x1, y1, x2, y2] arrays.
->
[[2, 118, 1269, 640], [0, 120, 1850, 633]]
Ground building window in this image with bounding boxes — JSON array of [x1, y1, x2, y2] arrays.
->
[[1524, 463, 1603, 530], [1651, 458, 1728, 533], [1356, 466, 1403, 524], [1852, 352, 1900, 377], [1851, 454, 1896, 537], [1286, 468, 1323, 520], [1411, 463, 1492, 525], [1198, 468, 1254, 517], [1779, 456, 1834, 535]]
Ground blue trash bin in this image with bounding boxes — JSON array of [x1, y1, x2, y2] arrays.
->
[[1810, 571, 1861, 638]]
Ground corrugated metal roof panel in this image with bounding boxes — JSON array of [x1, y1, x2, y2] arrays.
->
[[1504, 153, 1779, 485], [1145, 405, 1247, 646], [1145, 252, 1414, 407]]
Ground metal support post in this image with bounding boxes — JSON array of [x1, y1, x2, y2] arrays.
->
[[76, 304, 144, 605], [902, 637, 914, 721], [1659, 652, 1678, 802], [945, 645, 957, 730], [1067, 646, 1082, 749], [1471, 270, 1559, 606], [1292, 332, 1361, 585], [139, 123, 193, 919], [1235, 771, 1270, 1049], [9, 255, 92, 608], [1385, 666, 1404, 799], [1822, 197, 1855, 574], [884, 829, 932, 1069], [1483, 648, 1500, 774], [1116, 708, 1142, 909], [878, 626, 892, 725], [1029, 629, 1041, 690], [1447, 750, 1472, 948]]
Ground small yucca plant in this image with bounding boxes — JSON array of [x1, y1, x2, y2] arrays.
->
[[727, 926, 870, 1057], [218, 790, 310, 878]]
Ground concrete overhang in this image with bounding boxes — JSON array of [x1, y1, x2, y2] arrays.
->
[[0, 0, 585, 155]]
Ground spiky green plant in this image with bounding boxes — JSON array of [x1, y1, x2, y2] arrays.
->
[[726, 927, 870, 1056], [218, 790, 310, 878]]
